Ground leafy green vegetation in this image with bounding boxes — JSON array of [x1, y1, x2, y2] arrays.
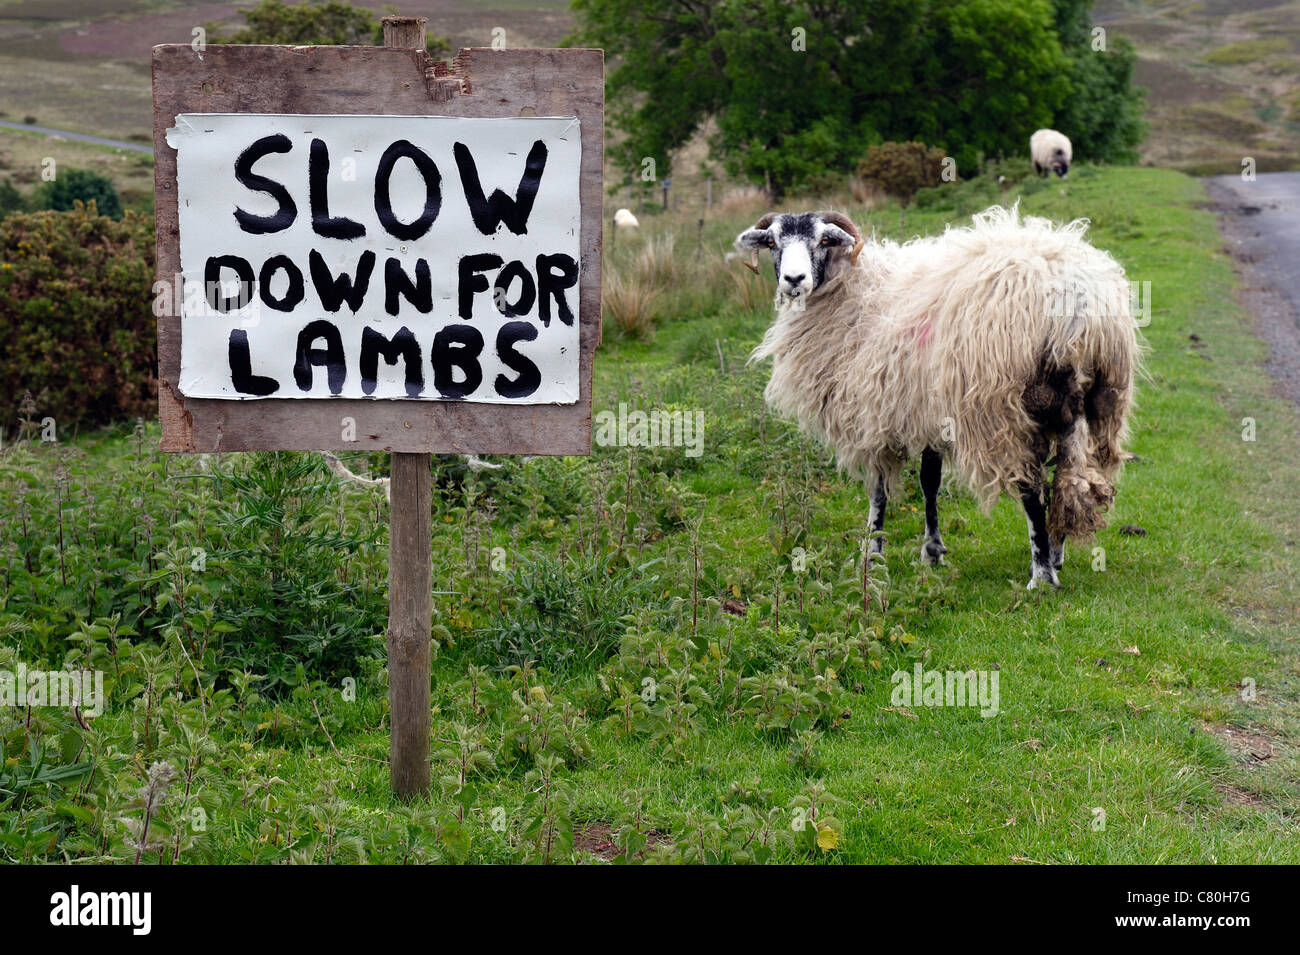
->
[[2, 166, 1297, 863], [0, 206, 156, 433], [572, 0, 1144, 194], [35, 169, 122, 220]]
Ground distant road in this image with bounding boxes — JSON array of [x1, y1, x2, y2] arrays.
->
[[0, 120, 153, 155], [1206, 172, 1300, 408]]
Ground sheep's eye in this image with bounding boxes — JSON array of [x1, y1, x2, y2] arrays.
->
[[766, 238, 775, 248], [820, 237, 830, 247]]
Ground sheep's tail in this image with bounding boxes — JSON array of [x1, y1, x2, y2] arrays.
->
[[1045, 281, 1141, 542]]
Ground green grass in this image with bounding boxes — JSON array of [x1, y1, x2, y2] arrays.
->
[[2, 165, 1297, 864], [1204, 38, 1294, 66]]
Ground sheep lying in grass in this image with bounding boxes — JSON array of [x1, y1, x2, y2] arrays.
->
[[737, 206, 1139, 589], [613, 208, 640, 229], [1031, 129, 1072, 178]]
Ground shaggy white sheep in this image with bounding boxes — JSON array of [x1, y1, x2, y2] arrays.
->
[[1030, 129, 1072, 178], [737, 206, 1140, 589], [613, 208, 640, 229]]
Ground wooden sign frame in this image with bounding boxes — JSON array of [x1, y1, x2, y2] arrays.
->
[[153, 25, 603, 798], [151, 43, 604, 455]]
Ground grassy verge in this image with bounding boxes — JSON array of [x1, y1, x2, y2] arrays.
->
[[2, 165, 1296, 864]]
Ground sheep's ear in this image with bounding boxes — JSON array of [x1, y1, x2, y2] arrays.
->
[[736, 227, 774, 274], [819, 224, 855, 248], [819, 224, 864, 264]]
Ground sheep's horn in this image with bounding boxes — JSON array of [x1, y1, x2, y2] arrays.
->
[[816, 210, 864, 266], [816, 210, 861, 241], [744, 252, 760, 275]]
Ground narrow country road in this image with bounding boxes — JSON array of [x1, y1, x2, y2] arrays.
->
[[1205, 172, 1300, 409], [0, 120, 153, 155]]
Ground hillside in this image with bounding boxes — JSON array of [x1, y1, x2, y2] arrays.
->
[[1, 0, 1296, 195], [1098, 0, 1300, 174]]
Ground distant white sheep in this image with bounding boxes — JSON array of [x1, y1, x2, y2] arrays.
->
[[737, 205, 1140, 589], [1030, 129, 1072, 178], [613, 208, 640, 229]]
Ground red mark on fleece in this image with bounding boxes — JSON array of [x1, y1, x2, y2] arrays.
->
[[916, 322, 934, 347]]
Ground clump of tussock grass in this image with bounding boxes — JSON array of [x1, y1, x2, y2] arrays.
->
[[723, 251, 776, 313], [602, 263, 661, 339]]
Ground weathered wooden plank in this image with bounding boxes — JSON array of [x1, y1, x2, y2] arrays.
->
[[386, 449, 432, 796], [151, 43, 603, 454]]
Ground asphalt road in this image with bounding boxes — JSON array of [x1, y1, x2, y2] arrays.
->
[[0, 120, 153, 155], [1206, 172, 1300, 408]]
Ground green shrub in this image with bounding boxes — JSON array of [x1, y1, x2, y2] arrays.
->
[[0, 178, 25, 217], [36, 169, 123, 220], [0, 205, 156, 433], [206, 0, 451, 56]]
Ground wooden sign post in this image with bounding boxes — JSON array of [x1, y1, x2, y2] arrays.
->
[[151, 19, 603, 796]]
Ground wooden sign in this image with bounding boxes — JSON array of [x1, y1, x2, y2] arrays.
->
[[152, 42, 603, 454], [153, 25, 604, 797]]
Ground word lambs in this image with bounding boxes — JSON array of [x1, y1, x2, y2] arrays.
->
[[738, 206, 1140, 590]]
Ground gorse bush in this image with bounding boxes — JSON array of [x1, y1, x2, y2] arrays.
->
[[0, 205, 156, 434], [857, 142, 950, 206]]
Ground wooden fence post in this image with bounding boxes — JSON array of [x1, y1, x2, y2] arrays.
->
[[382, 15, 431, 798]]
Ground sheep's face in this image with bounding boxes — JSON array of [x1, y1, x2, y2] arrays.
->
[[736, 212, 860, 303], [1050, 150, 1070, 178]]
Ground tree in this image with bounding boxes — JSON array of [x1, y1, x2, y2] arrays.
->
[[37, 169, 123, 219], [206, 0, 450, 56], [1047, 0, 1146, 165], [570, 0, 1140, 196]]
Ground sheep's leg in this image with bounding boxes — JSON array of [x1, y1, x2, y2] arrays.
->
[[1020, 480, 1060, 590], [919, 448, 947, 565], [1050, 537, 1066, 572], [867, 478, 888, 555], [1043, 472, 1066, 572]]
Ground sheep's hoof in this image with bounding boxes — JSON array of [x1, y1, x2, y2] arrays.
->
[[1026, 563, 1061, 591], [920, 538, 947, 565]]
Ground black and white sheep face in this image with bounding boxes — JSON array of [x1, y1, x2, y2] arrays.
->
[[1050, 150, 1070, 178], [736, 213, 860, 302]]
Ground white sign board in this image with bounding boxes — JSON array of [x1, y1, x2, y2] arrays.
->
[[165, 113, 581, 404]]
